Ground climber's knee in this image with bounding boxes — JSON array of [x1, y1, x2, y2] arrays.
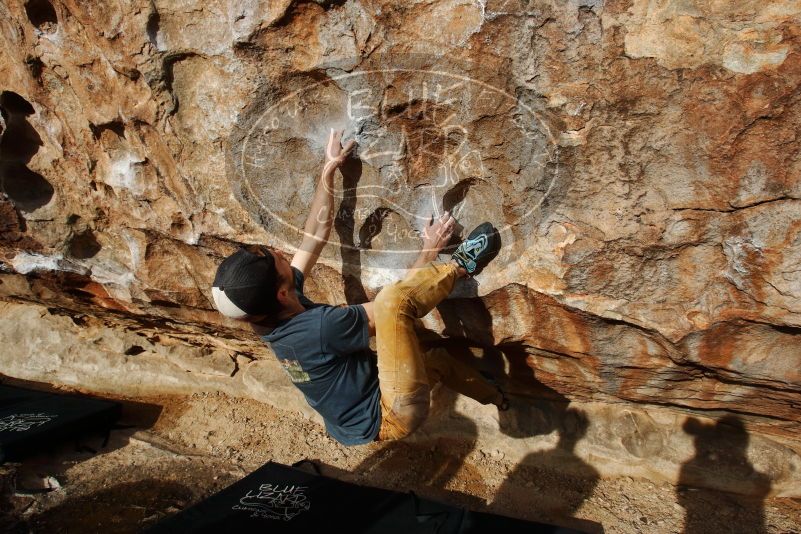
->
[[377, 385, 431, 440], [374, 283, 414, 321]]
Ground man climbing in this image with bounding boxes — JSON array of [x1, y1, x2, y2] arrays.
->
[[212, 128, 507, 445]]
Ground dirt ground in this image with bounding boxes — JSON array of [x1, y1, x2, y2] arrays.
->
[[2, 391, 800, 533]]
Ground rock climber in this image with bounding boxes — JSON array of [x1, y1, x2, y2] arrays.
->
[[211, 128, 508, 445]]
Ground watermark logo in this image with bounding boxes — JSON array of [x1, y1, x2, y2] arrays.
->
[[0, 413, 56, 432], [227, 55, 561, 272], [232, 482, 310, 521]]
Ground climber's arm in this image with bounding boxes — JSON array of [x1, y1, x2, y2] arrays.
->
[[360, 302, 376, 337], [291, 128, 355, 278]]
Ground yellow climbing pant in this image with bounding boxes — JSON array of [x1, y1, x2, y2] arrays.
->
[[374, 261, 499, 441]]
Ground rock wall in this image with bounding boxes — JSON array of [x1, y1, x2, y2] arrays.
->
[[1, 0, 800, 496]]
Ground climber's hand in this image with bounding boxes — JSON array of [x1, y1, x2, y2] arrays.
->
[[324, 128, 356, 171], [421, 211, 456, 255]]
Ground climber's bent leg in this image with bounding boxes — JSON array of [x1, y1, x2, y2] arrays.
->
[[423, 347, 499, 404], [374, 262, 460, 440]]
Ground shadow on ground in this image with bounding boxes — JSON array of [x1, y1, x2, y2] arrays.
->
[[678, 415, 771, 534], [26, 479, 194, 534]]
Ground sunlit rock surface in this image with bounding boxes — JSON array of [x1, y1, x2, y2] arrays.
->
[[1, 0, 800, 496]]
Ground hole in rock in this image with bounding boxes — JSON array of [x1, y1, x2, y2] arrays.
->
[[69, 315, 88, 326], [68, 229, 102, 259], [0, 116, 41, 162], [1, 163, 54, 212], [0, 202, 28, 237], [124, 345, 146, 356], [65, 287, 96, 300], [440, 179, 480, 246], [443, 178, 476, 214], [24, 0, 58, 29], [0, 92, 54, 211], [146, 10, 160, 46], [25, 56, 45, 81], [161, 52, 197, 113], [149, 299, 181, 309], [1, 91, 35, 116], [773, 324, 801, 336], [90, 120, 125, 140]]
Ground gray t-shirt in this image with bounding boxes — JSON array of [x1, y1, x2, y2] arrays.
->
[[262, 268, 381, 445]]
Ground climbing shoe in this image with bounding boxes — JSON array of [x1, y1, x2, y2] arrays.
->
[[480, 370, 510, 411], [451, 222, 500, 275]]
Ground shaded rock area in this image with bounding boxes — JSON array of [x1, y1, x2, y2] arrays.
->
[[1, 389, 800, 533], [1, 0, 801, 522]]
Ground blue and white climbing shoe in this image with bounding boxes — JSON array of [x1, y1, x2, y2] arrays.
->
[[451, 222, 500, 275]]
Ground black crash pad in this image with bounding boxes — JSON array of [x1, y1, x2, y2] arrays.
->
[[0, 384, 121, 463], [148, 460, 584, 534]]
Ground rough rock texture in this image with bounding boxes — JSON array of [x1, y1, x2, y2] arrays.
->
[[1, 0, 801, 499]]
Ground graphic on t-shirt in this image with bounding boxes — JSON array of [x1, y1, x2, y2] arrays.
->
[[272, 342, 311, 384], [280, 358, 311, 384]]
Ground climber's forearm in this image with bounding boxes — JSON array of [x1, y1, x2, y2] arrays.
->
[[303, 165, 337, 245], [291, 129, 354, 278], [291, 165, 337, 278]]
